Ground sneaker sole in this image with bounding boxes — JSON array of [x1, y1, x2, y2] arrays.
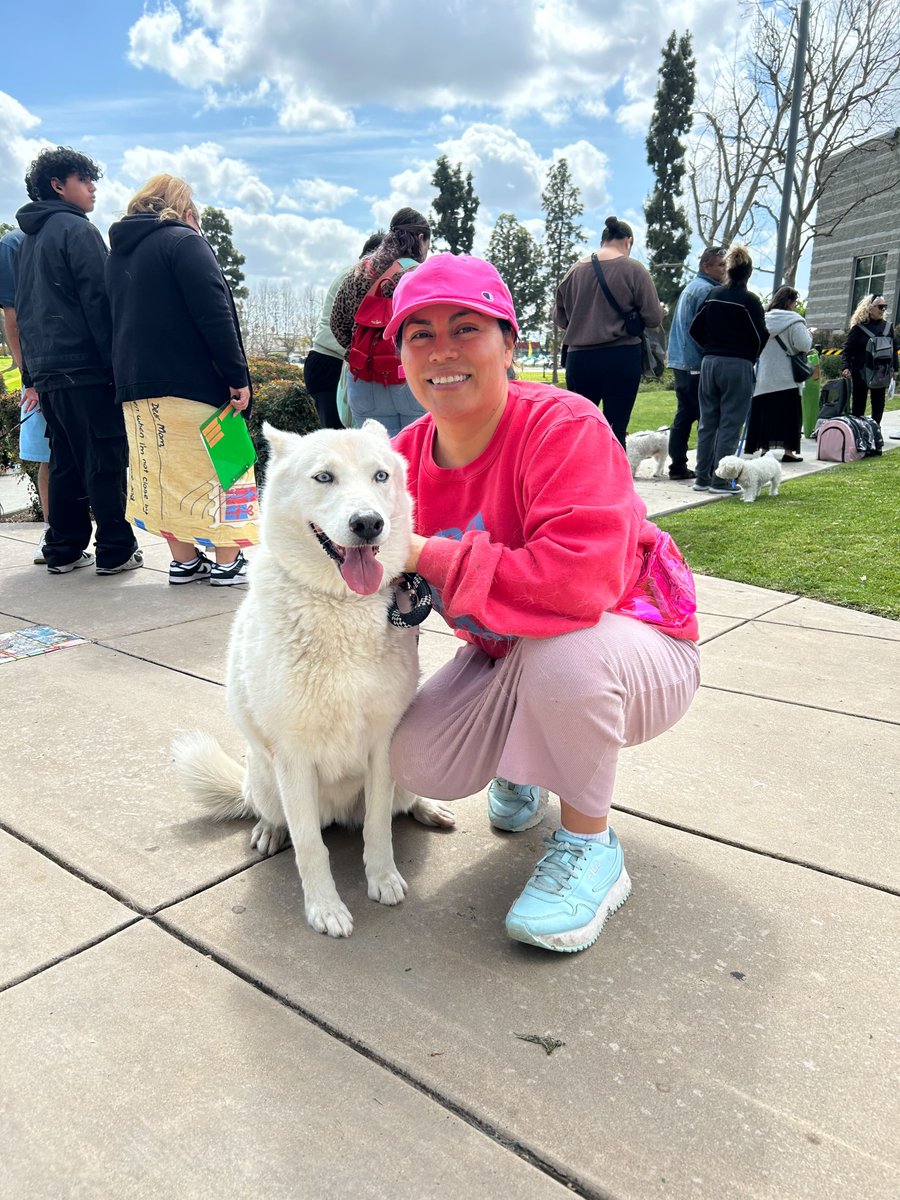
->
[[169, 573, 212, 584], [209, 576, 249, 587], [47, 558, 93, 574], [506, 866, 632, 953], [96, 562, 144, 575]]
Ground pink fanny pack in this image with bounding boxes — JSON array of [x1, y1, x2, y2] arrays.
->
[[614, 530, 698, 636]]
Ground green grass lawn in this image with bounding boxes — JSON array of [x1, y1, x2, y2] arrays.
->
[[655, 452, 900, 620], [1, 355, 22, 392]]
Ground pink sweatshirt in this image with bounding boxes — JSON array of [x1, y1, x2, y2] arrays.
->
[[393, 382, 698, 658]]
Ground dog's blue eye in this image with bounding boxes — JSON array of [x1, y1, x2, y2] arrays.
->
[[313, 471, 333, 484], [374, 470, 389, 483]]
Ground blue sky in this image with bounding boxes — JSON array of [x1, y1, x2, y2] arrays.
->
[[2, 0, 748, 295]]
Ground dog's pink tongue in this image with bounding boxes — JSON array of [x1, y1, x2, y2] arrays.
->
[[340, 546, 384, 595]]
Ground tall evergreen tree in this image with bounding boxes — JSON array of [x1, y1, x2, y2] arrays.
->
[[643, 31, 696, 310], [201, 206, 248, 298], [485, 213, 546, 335], [540, 158, 584, 382], [430, 155, 479, 254]]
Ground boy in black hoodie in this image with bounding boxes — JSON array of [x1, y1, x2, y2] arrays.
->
[[15, 146, 140, 574]]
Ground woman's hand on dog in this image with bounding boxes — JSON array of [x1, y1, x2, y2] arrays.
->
[[405, 534, 428, 573]]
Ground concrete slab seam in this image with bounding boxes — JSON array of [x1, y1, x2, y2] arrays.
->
[[611, 805, 900, 898], [151, 913, 616, 1200], [753, 617, 900, 644], [0, 917, 143, 996], [698, 684, 900, 728], [0, 818, 148, 915], [92, 640, 226, 688]]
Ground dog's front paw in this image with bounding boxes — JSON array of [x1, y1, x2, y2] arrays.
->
[[305, 893, 354, 938], [251, 818, 289, 856], [410, 797, 456, 828], [367, 869, 408, 906]]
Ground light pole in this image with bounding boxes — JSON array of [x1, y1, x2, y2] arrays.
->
[[772, 0, 811, 289]]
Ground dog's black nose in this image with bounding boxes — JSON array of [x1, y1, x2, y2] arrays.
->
[[349, 511, 384, 542]]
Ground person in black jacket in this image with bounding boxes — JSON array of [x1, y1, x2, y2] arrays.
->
[[841, 294, 899, 428], [688, 246, 768, 494], [106, 174, 254, 586], [15, 147, 141, 574]]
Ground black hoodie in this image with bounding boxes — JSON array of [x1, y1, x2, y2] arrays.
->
[[15, 198, 113, 391], [105, 214, 249, 407]]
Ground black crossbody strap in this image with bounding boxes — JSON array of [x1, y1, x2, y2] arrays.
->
[[590, 253, 627, 318], [773, 333, 792, 355]]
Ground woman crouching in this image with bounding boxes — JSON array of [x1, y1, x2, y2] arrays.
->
[[388, 255, 701, 954]]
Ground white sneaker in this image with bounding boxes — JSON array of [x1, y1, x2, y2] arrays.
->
[[47, 551, 94, 574], [96, 550, 144, 575], [33, 532, 48, 565]]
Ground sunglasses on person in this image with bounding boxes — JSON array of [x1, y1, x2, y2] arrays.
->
[[872, 303, 887, 310]]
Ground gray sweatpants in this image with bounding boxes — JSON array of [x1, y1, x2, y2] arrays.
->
[[695, 356, 755, 481], [391, 614, 700, 819]]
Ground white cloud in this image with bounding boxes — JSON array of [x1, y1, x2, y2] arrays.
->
[[124, 0, 740, 133], [119, 142, 274, 213], [226, 210, 365, 290], [277, 178, 358, 214], [0, 91, 47, 218]]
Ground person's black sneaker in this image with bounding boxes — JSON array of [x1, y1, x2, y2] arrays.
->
[[210, 550, 249, 587], [708, 477, 740, 495], [169, 551, 213, 585], [691, 478, 712, 492], [669, 467, 696, 480]]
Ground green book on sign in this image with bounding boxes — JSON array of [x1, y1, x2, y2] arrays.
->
[[199, 404, 257, 491]]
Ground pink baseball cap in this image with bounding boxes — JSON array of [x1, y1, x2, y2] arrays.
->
[[384, 253, 519, 344]]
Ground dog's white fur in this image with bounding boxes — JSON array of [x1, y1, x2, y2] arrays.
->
[[715, 450, 783, 502], [626, 426, 669, 479], [173, 420, 453, 939]]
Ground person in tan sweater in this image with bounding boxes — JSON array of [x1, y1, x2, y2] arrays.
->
[[555, 216, 663, 447]]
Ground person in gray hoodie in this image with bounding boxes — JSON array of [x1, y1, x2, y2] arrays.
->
[[745, 287, 812, 462]]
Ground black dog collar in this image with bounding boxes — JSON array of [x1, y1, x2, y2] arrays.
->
[[388, 573, 433, 628]]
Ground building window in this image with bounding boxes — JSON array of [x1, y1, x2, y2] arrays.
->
[[850, 253, 887, 312]]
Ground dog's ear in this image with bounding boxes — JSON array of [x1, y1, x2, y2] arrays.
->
[[360, 419, 390, 442], [262, 422, 298, 460]]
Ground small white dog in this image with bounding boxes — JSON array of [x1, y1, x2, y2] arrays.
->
[[715, 451, 783, 502], [173, 420, 454, 939], [626, 426, 669, 479]]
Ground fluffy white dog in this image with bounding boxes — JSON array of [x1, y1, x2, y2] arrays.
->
[[715, 451, 783, 502], [173, 420, 453, 939], [626, 426, 669, 479]]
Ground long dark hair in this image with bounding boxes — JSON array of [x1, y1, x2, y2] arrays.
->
[[766, 286, 799, 312], [367, 207, 430, 276]]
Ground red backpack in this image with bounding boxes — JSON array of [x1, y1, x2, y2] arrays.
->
[[347, 257, 417, 386]]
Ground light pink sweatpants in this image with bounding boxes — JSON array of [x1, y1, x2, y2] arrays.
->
[[391, 613, 701, 819]]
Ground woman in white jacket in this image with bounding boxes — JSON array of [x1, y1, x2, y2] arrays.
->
[[745, 287, 813, 461]]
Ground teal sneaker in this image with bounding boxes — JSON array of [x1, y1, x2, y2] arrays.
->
[[505, 829, 631, 952], [487, 777, 546, 831]]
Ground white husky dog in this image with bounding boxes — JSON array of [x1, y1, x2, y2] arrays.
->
[[625, 426, 669, 479], [173, 420, 453, 939]]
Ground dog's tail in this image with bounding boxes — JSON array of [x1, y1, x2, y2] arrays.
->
[[171, 730, 254, 820]]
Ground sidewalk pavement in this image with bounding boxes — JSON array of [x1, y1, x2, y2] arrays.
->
[[0, 424, 898, 1199]]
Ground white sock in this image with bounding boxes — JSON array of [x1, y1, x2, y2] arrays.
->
[[561, 826, 610, 844]]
